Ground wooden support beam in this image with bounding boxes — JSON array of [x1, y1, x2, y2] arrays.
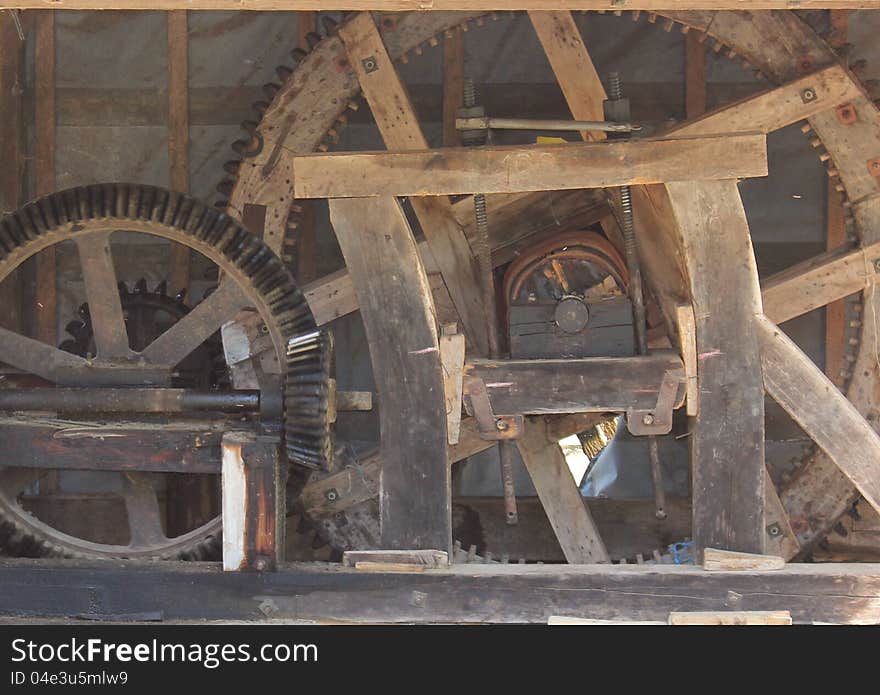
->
[[666, 180, 765, 556], [167, 10, 190, 296], [757, 313, 880, 517], [515, 417, 609, 564], [34, 10, 55, 344], [761, 239, 880, 325], [528, 10, 606, 142], [221, 432, 284, 572], [338, 13, 488, 356], [0, 3, 877, 12], [5, 559, 880, 625], [441, 25, 463, 148], [464, 353, 684, 416], [294, 11, 318, 285], [329, 196, 451, 553], [293, 133, 768, 199], [685, 31, 706, 120], [668, 611, 791, 625]]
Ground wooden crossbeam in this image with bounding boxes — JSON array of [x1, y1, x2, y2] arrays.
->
[[762, 239, 880, 325], [329, 196, 451, 553], [338, 12, 489, 355], [294, 133, 768, 199], [757, 313, 880, 517], [2, 3, 877, 12]]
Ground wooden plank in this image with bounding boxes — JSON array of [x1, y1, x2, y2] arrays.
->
[[5, 559, 879, 625], [762, 239, 880, 325], [516, 417, 609, 564], [338, 12, 488, 356], [440, 326, 465, 445], [0, 3, 877, 12], [527, 10, 606, 142], [293, 133, 769, 199], [221, 432, 284, 572], [329, 196, 450, 553], [685, 30, 706, 119], [702, 547, 785, 572], [464, 353, 685, 416], [441, 25, 463, 147], [669, 611, 791, 625], [343, 549, 448, 568], [757, 313, 880, 517], [666, 180, 765, 556], [675, 303, 698, 416], [167, 10, 190, 296]]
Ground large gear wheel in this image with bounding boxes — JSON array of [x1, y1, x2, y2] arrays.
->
[[0, 183, 332, 559], [219, 10, 880, 560]]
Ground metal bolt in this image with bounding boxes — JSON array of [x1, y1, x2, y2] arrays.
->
[[254, 558, 269, 572], [495, 418, 509, 431], [361, 56, 379, 73], [800, 87, 817, 103], [325, 488, 339, 502], [258, 599, 278, 616], [642, 413, 655, 426], [874, 258, 880, 273], [766, 522, 782, 538]]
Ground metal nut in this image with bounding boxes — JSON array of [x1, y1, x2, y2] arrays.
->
[[495, 418, 509, 431], [361, 56, 379, 73], [766, 522, 782, 538], [800, 87, 817, 103], [642, 413, 655, 426], [325, 488, 339, 502]]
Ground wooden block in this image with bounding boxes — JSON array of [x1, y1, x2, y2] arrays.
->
[[549, 616, 664, 625], [674, 303, 698, 416], [440, 328, 466, 445], [354, 562, 426, 573], [343, 549, 448, 568], [669, 611, 792, 625], [293, 133, 769, 199], [702, 548, 785, 572]]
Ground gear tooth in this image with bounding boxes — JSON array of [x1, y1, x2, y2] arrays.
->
[[222, 160, 241, 175], [833, 522, 848, 537], [58, 339, 78, 354], [241, 120, 258, 135], [275, 65, 293, 82], [290, 47, 308, 64], [850, 59, 868, 75], [134, 277, 148, 294], [155, 279, 167, 296], [252, 100, 269, 117], [231, 139, 250, 156], [214, 200, 229, 211], [306, 31, 321, 49], [78, 303, 90, 321], [346, 100, 360, 112], [263, 83, 280, 100], [321, 16, 339, 35], [216, 179, 235, 197], [174, 288, 188, 305], [428, 36, 439, 47], [117, 281, 129, 295]]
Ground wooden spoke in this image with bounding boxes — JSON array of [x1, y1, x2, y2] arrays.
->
[[140, 281, 248, 367], [75, 232, 133, 360], [762, 239, 880, 325], [757, 313, 880, 516], [338, 12, 489, 356], [0, 326, 89, 382], [122, 472, 167, 547]]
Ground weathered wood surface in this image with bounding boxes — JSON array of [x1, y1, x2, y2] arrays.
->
[[221, 432, 284, 572], [338, 12, 488, 355], [464, 353, 684, 415], [167, 10, 190, 296], [667, 180, 765, 556], [3, 559, 880, 625], [702, 547, 785, 572], [441, 24, 463, 148], [329, 197, 450, 553], [668, 611, 791, 625], [293, 133, 768, 198], [3, 2, 877, 11], [515, 417, 609, 564], [762, 240, 880, 325], [757, 313, 880, 517], [440, 327, 465, 445], [342, 549, 448, 568]]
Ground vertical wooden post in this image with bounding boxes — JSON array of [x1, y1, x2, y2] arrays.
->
[[685, 31, 706, 120], [442, 26, 464, 148], [294, 11, 318, 285], [825, 10, 848, 387], [0, 12, 24, 332], [167, 10, 190, 296], [329, 196, 451, 554], [35, 11, 56, 346], [222, 432, 284, 572], [667, 180, 766, 556]]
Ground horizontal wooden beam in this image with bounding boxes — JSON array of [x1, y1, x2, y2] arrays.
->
[[1, 3, 876, 12], [464, 353, 685, 416], [757, 313, 880, 517], [294, 133, 768, 198], [3, 559, 879, 624], [762, 239, 880, 325]]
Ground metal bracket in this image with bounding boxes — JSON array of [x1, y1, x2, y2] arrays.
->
[[463, 375, 523, 440], [625, 368, 683, 436]]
